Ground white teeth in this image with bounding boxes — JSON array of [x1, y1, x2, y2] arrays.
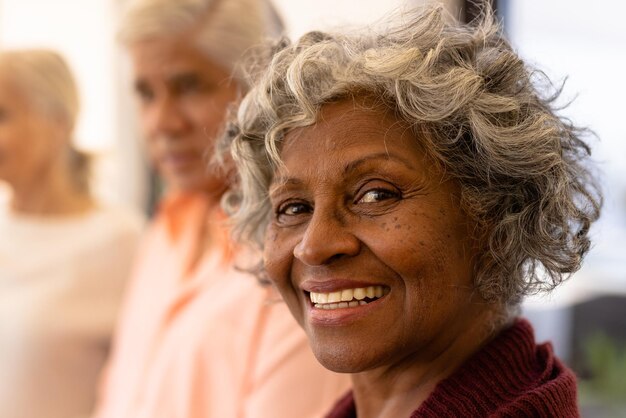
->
[[327, 291, 342, 303], [340, 289, 354, 302], [310, 285, 388, 310], [310, 292, 325, 303], [353, 287, 366, 300]]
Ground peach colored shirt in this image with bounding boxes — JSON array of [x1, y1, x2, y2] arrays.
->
[[92, 192, 349, 418]]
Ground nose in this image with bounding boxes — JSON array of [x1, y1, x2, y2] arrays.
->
[[294, 208, 361, 266], [143, 96, 188, 138]]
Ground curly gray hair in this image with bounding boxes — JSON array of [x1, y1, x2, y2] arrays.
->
[[221, 4, 602, 306]]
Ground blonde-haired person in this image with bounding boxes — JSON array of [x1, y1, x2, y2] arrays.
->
[[223, 5, 602, 417], [91, 1, 349, 417], [0, 49, 143, 418]]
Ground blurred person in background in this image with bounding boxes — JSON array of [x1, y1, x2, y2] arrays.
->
[[223, 5, 602, 417], [91, 0, 349, 417], [0, 49, 143, 418]]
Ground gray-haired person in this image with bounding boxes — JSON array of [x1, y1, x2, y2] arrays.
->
[[91, 1, 349, 417], [223, 5, 601, 417]]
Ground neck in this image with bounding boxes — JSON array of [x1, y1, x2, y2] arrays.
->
[[351, 305, 502, 418], [10, 161, 92, 216]]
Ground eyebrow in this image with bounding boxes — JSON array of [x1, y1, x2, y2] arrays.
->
[[168, 72, 201, 85], [342, 152, 416, 175], [269, 152, 416, 194]]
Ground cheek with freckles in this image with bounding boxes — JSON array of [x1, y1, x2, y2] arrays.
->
[[366, 201, 475, 314]]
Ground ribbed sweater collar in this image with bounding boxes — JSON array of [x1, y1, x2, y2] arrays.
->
[[326, 319, 579, 417]]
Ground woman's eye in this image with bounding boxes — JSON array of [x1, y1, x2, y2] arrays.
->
[[275, 201, 312, 222], [282, 203, 308, 215], [357, 188, 400, 204]]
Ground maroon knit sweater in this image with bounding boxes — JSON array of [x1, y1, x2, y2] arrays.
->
[[325, 319, 579, 418]]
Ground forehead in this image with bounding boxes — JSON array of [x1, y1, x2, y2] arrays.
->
[[128, 33, 227, 82], [281, 99, 417, 161]]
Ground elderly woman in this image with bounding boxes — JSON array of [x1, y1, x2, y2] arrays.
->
[[223, 5, 601, 417], [0, 49, 143, 418]]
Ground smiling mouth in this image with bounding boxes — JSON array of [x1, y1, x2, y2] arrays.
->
[[308, 285, 390, 310]]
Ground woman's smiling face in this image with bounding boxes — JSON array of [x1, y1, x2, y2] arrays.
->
[[264, 99, 493, 373]]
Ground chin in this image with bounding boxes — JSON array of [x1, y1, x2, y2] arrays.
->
[[309, 336, 388, 374]]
